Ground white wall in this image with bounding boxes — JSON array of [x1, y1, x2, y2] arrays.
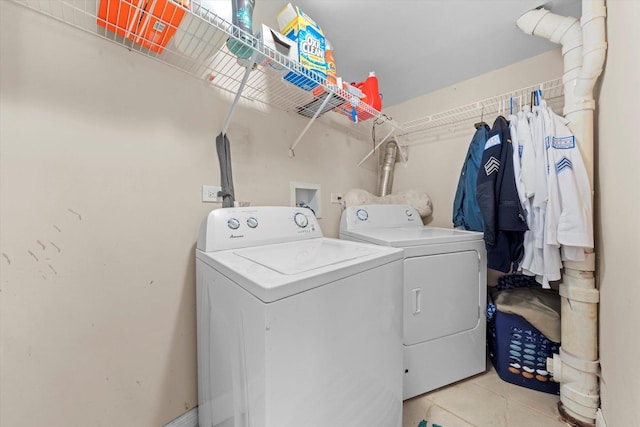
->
[[0, 2, 375, 426], [597, 1, 640, 426]]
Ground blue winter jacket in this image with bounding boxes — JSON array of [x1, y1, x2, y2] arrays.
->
[[452, 124, 489, 232]]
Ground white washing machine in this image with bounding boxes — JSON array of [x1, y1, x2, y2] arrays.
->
[[196, 206, 404, 427], [339, 204, 487, 400]]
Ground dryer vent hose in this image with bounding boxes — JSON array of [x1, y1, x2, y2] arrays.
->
[[378, 140, 399, 197]]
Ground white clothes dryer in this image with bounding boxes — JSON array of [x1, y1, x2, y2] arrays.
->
[[196, 206, 404, 427], [340, 204, 487, 400]]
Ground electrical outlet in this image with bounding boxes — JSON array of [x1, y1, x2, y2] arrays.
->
[[202, 185, 222, 202], [331, 192, 343, 204]]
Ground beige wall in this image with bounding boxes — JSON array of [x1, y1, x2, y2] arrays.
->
[[597, 1, 640, 426], [0, 2, 375, 426]]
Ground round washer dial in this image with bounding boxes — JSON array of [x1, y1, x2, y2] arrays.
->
[[227, 218, 240, 230], [405, 209, 413, 217], [246, 217, 258, 228], [294, 212, 309, 228], [356, 208, 369, 221]]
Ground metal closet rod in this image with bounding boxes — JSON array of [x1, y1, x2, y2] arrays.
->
[[400, 77, 565, 136], [356, 77, 564, 166]]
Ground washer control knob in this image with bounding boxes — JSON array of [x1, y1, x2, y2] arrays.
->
[[294, 212, 309, 228], [246, 217, 258, 228], [227, 218, 240, 230], [356, 209, 369, 221], [405, 209, 413, 217]]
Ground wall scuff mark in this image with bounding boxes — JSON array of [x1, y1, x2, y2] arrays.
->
[[67, 208, 82, 221], [27, 250, 39, 262], [48, 264, 58, 276]]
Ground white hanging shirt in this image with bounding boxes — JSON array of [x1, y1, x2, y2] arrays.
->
[[518, 108, 537, 277], [544, 108, 594, 260], [540, 102, 562, 285], [518, 106, 536, 199], [522, 103, 548, 278], [522, 100, 562, 287], [509, 113, 528, 211]]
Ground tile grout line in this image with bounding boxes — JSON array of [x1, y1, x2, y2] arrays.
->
[[506, 383, 562, 418], [428, 401, 480, 427], [428, 381, 509, 427]]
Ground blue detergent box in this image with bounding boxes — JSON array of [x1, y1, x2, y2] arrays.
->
[[277, 3, 326, 91]]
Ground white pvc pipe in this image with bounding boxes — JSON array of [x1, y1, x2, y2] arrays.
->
[[516, 2, 606, 425]]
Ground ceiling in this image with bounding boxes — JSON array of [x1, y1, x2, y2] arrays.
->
[[252, 0, 581, 107]]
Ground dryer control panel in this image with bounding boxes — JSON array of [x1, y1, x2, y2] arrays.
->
[[340, 204, 422, 232], [197, 206, 322, 252]]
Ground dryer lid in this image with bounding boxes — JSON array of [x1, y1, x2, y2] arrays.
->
[[342, 226, 483, 247]]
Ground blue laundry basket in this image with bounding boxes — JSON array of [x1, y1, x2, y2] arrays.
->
[[487, 274, 560, 395], [487, 299, 560, 395]]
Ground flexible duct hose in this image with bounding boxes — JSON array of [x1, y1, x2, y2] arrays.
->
[[378, 140, 398, 197]]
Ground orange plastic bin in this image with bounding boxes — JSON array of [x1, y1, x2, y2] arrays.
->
[[98, 0, 190, 54], [97, 0, 146, 40]]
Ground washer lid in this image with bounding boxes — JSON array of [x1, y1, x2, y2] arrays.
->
[[235, 238, 380, 275], [197, 237, 403, 302], [341, 226, 483, 247]]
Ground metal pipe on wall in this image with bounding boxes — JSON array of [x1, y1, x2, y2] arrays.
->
[[516, 1, 607, 425], [378, 140, 399, 197]]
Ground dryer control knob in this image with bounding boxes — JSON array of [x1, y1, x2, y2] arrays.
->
[[405, 209, 413, 217], [294, 212, 309, 228], [356, 209, 369, 221], [227, 218, 241, 230], [246, 217, 258, 228]]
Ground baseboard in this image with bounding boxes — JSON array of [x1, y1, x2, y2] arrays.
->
[[164, 407, 198, 427], [595, 408, 607, 427]]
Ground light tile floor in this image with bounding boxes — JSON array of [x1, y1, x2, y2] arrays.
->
[[402, 361, 570, 427]]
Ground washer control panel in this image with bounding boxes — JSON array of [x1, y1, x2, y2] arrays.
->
[[198, 207, 322, 252]]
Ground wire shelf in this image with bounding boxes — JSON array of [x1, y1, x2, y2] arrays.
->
[[399, 77, 565, 138], [12, 0, 391, 128]]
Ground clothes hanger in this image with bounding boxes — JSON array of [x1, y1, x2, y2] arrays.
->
[[474, 104, 487, 129]]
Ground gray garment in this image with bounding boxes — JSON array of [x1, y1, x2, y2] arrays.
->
[[216, 133, 235, 208]]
